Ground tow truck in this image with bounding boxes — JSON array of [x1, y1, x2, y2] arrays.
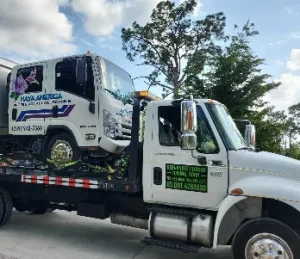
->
[[0, 90, 300, 259]]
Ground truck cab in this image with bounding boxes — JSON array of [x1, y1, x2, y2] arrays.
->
[[3, 53, 135, 167]]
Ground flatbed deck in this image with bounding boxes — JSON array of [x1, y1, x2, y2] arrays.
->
[[0, 167, 142, 193]]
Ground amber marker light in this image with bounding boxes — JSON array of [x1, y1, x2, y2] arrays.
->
[[230, 188, 244, 196]]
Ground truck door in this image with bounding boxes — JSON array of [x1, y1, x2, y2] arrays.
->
[[47, 56, 98, 147], [143, 102, 228, 209], [9, 63, 47, 135]]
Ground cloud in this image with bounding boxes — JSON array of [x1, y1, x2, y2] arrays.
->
[[70, 0, 161, 37], [264, 73, 300, 112], [285, 7, 299, 16], [287, 49, 300, 71], [0, 0, 76, 60], [291, 32, 300, 39]]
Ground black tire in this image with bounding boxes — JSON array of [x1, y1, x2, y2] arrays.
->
[[45, 132, 81, 170], [0, 187, 13, 226], [232, 217, 300, 259]]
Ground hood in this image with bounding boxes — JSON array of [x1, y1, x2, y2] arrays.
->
[[229, 150, 300, 179]]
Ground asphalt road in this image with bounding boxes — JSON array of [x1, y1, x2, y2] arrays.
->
[[0, 210, 233, 259]]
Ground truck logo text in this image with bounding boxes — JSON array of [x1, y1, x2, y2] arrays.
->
[[20, 93, 63, 102]]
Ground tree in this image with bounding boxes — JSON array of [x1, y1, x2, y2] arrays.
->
[[121, 0, 226, 98], [184, 22, 280, 118], [249, 106, 288, 153]]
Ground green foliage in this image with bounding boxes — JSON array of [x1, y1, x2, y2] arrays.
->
[[184, 21, 280, 118], [247, 106, 288, 153], [121, 0, 226, 98]]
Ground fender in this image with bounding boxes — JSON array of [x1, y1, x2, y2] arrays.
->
[[46, 122, 84, 146], [213, 174, 300, 248], [229, 174, 300, 211], [213, 195, 246, 248]]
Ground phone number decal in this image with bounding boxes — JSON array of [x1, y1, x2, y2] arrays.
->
[[165, 164, 208, 193], [12, 125, 43, 132]]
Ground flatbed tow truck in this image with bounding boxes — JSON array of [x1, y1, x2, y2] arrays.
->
[[0, 91, 300, 259]]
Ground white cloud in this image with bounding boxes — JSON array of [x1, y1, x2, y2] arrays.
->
[[0, 0, 76, 60], [70, 0, 161, 37], [291, 32, 300, 39], [264, 73, 300, 112], [285, 7, 299, 16], [287, 49, 300, 71]]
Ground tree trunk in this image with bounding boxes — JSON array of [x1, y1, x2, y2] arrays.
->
[[173, 84, 179, 99]]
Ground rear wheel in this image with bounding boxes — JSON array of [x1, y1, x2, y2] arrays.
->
[[232, 218, 300, 259], [0, 187, 13, 226], [45, 132, 81, 170]]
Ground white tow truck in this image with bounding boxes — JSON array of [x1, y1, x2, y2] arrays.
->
[[0, 52, 134, 169], [0, 86, 300, 258]]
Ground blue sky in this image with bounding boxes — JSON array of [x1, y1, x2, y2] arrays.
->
[[0, 0, 299, 112]]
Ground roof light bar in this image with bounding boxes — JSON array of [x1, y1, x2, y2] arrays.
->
[[132, 90, 162, 101]]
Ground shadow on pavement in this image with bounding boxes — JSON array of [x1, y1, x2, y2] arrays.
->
[[0, 211, 232, 259]]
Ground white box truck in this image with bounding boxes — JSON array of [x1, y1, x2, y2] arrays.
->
[[0, 53, 135, 169]]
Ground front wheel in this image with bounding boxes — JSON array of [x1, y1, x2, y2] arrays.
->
[[232, 218, 300, 259], [45, 132, 81, 170]]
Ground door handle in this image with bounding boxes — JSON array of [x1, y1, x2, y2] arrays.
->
[[52, 105, 58, 118], [210, 160, 226, 167]]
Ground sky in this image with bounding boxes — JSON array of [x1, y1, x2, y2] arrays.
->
[[0, 0, 299, 113]]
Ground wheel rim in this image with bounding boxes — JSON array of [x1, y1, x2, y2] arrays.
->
[[245, 233, 293, 259], [50, 140, 73, 166]]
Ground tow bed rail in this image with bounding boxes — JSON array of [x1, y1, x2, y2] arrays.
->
[[0, 168, 142, 193]]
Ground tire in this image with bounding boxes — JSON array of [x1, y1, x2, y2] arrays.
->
[[231, 217, 300, 259], [0, 187, 13, 226], [45, 132, 81, 170]]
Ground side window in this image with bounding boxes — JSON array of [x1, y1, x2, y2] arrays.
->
[[158, 106, 181, 146], [56, 59, 80, 96], [157, 105, 219, 154], [196, 106, 219, 154], [15, 66, 43, 94], [55, 57, 95, 101]]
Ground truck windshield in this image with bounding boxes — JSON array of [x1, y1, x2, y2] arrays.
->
[[206, 103, 247, 150], [98, 57, 134, 104]]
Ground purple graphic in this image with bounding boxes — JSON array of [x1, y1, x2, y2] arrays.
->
[[16, 105, 75, 122], [11, 75, 28, 95]]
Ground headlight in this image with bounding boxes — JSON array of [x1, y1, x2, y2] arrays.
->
[[103, 110, 119, 139]]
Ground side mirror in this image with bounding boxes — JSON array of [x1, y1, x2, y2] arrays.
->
[[89, 102, 95, 114], [76, 57, 86, 86], [180, 100, 197, 150], [245, 124, 256, 147]]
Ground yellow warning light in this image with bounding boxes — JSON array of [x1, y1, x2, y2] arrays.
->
[[131, 90, 162, 101], [87, 50, 91, 54]]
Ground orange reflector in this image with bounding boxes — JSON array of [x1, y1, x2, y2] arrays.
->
[[125, 185, 130, 191], [231, 188, 244, 196], [88, 147, 96, 151]]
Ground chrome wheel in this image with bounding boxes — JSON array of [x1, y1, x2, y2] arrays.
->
[[50, 140, 73, 166], [245, 233, 293, 259]]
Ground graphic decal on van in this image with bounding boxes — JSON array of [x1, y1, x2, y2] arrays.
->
[[11, 67, 41, 100], [16, 104, 75, 122]]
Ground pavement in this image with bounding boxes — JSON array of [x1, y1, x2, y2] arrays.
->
[[0, 210, 233, 259]]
